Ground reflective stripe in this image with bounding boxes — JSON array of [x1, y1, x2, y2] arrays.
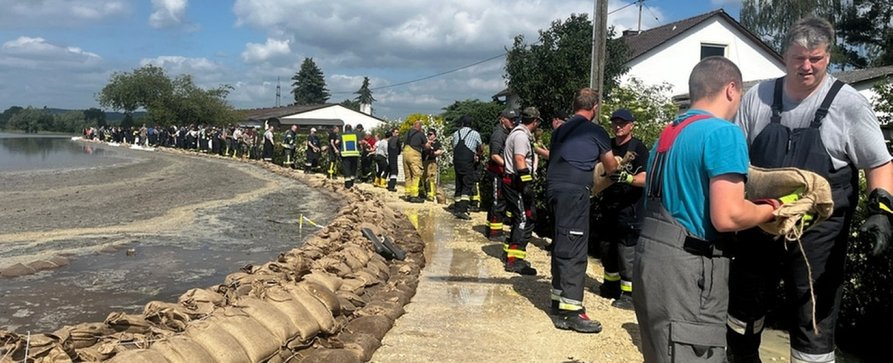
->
[[604, 272, 621, 282], [489, 223, 504, 229], [620, 280, 633, 292], [520, 174, 533, 182], [506, 249, 527, 259], [569, 230, 583, 236], [559, 296, 583, 311], [502, 243, 509, 252], [727, 315, 765, 335], [551, 289, 562, 302], [505, 211, 513, 218], [791, 348, 835, 363], [881, 202, 893, 214]]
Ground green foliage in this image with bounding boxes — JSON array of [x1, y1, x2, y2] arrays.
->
[[505, 13, 629, 119], [597, 77, 678, 147], [291, 58, 330, 105], [439, 99, 505, 142], [4, 107, 91, 134], [97, 64, 238, 126], [740, 0, 893, 69], [0, 106, 24, 130], [871, 76, 893, 124], [340, 99, 361, 111], [355, 76, 375, 105], [84, 108, 106, 127]]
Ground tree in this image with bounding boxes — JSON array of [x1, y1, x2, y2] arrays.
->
[[8, 107, 46, 133], [291, 58, 330, 105], [597, 77, 678, 147], [872, 77, 893, 124], [98, 65, 173, 115], [83, 107, 106, 127], [0, 106, 23, 130], [439, 99, 505, 142], [505, 13, 629, 119], [355, 76, 376, 105], [740, 0, 893, 69], [340, 99, 361, 111]]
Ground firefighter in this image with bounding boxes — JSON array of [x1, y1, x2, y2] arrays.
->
[[485, 109, 517, 241], [452, 115, 483, 218], [374, 131, 390, 188], [340, 124, 360, 188], [327, 125, 341, 179], [419, 128, 444, 201], [502, 107, 539, 275], [282, 125, 297, 168], [546, 91, 617, 333], [387, 128, 401, 192], [305, 127, 321, 173], [403, 121, 428, 203], [593, 108, 649, 311]]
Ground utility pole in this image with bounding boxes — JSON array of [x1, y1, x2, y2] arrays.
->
[[637, 0, 644, 32], [590, 0, 608, 118], [276, 77, 281, 107]]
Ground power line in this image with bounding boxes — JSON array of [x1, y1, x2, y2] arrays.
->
[[609, 1, 637, 15]]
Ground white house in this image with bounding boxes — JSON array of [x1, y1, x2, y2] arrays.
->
[[241, 104, 387, 132], [620, 9, 785, 96]]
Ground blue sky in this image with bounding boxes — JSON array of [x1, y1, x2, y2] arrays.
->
[[0, 0, 742, 120]]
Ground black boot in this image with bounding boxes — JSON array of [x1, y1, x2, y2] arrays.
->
[[598, 280, 620, 299], [552, 309, 602, 333], [387, 179, 397, 192], [611, 292, 634, 310]]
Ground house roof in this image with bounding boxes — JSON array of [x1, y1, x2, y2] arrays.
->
[[834, 65, 893, 85], [239, 104, 332, 121], [621, 9, 783, 64]]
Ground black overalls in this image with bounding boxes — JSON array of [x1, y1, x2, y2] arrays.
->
[[453, 129, 477, 214], [727, 78, 855, 361]]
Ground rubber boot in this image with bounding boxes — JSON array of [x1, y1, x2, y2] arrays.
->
[[387, 178, 397, 192], [428, 181, 437, 202], [599, 280, 620, 299]]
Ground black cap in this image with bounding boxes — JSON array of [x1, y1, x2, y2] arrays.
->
[[521, 106, 540, 120], [610, 108, 635, 122]]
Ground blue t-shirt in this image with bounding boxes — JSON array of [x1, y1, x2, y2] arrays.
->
[[548, 114, 612, 186], [646, 109, 749, 240]]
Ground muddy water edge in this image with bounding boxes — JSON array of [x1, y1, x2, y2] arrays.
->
[[0, 143, 338, 333]]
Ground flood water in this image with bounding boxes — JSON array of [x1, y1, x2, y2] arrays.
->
[[0, 134, 337, 333]]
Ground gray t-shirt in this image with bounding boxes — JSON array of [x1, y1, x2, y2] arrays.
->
[[503, 125, 533, 174], [735, 75, 891, 170]]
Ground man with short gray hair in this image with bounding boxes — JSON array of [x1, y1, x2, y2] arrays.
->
[[728, 16, 893, 363]]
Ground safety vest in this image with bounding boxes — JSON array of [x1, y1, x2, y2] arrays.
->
[[341, 132, 360, 157]]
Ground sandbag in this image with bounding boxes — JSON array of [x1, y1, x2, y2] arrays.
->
[[148, 335, 215, 363], [106, 348, 170, 363], [303, 271, 342, 292], [592, 153, 636, 196], [178, 288, 224, 315], [295, 348, 361, 363], [235, 296, 299, 342], [184, 319, 251, 363], [215, 313, 281, 362], [75, 345, 111, 362], [345, 315, 393, 340], [342, 245, 371, 267], [349, 269, 381, 287], [143, 301, 192, 332], [746, 166, 834, 240], [358, 300, 405, 321], [300, 281, 341, 315], [264, 286, 321, 342], [105, 312, 151, 334], [16, 333, 72, 363], [337, 291, 368, 308], [339, 278, 366, 295], [340, 332, 381, 362], [284, 284, 337, 334], [0, 263, 35, 278]]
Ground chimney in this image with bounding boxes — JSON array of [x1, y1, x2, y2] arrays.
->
[[360, 103, 372, 115], [622, 29, 641, 37]]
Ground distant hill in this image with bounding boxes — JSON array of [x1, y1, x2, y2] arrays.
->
[[42, 108, 147, 125]]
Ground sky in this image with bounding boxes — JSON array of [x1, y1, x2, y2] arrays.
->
[[0, 0, 743, 120]]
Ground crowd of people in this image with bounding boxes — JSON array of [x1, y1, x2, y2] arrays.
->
[[82, 123, 277, 160], [77, 16, 892, 363]]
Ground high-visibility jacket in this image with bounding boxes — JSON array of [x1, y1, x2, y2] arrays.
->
[[341, 132, 360, 157]]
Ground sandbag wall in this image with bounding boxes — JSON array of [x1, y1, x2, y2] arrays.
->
[[1, 160, 426, 363]]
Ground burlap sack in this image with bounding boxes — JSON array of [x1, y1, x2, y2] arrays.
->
[[300, 281, 341, 315], [214, 313, 281, 362], [143, 301, 192, 332], [56, 322, 113, 349], [339, 332, 381, 362], [105, 312, 151, 334], [75, 345, 111, 362], [339, 278, 367, 294], [592, 151, 639, 196], [106, 348, 170, 363], [345, 315, 393, 340], [233, 297, 299, 343], [745, 166, 834, 240], [303, 271, 343, 292], [342, 245, 371, 267], [348, 269, 381, 287], [148, 335, 215, 363], [284, 284, 337, 334], [295, 348, 361, 363], [184, 319, 251, 363], [178, 288, 224, 315], [264, 286, 321, 342]]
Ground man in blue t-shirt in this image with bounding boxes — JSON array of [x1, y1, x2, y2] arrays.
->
[[632, 56, 786, 363]]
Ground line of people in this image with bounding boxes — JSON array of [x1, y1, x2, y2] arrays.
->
[[83, 123, 277, 160]]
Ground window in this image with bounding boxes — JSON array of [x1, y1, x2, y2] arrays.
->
[[701, 43, 726, 59]]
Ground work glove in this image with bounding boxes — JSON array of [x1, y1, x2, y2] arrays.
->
[[753, 189, 801, 210], [859, 188, 893, 256], [516, 168, 534, 196], [610, 170, 634, 184]]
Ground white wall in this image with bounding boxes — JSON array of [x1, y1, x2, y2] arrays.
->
[[621, 18, 786, 95], [282, 105, 385, 131]]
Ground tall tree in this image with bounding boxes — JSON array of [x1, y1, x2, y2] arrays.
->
[[504, 13, 629, 120], [291, 58, 330, 105], [439, 99, 505, 142], [355, 76, 376, 104], [83, 107, 106, 127], [836, 0, 893, 67], [0, 106, 23, 130]]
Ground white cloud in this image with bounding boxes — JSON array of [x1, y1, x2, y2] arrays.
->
[[140, 56, 222, 74], [1, 36, 101, 69], [0, 0, 129, 27], [242, 38, 292, 63], [149, 0, 189, 29]]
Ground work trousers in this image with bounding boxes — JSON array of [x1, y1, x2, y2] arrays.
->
[[374, 155, 388, 179], [548, 182, 589, 307], [633, 204, 729, 363], [402, 146, 423, 197], [454, 160, 477, 213], [327, 151, 339, 178], [598, 222, 638, 293], [504, 176, 535, 257], [485, 171, 506, 238], [341, 156, 358, 188], [420, 159, 437, 200]]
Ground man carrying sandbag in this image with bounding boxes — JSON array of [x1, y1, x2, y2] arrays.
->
[[632, 57, 786, 362], [728, 17, 893, 363]]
